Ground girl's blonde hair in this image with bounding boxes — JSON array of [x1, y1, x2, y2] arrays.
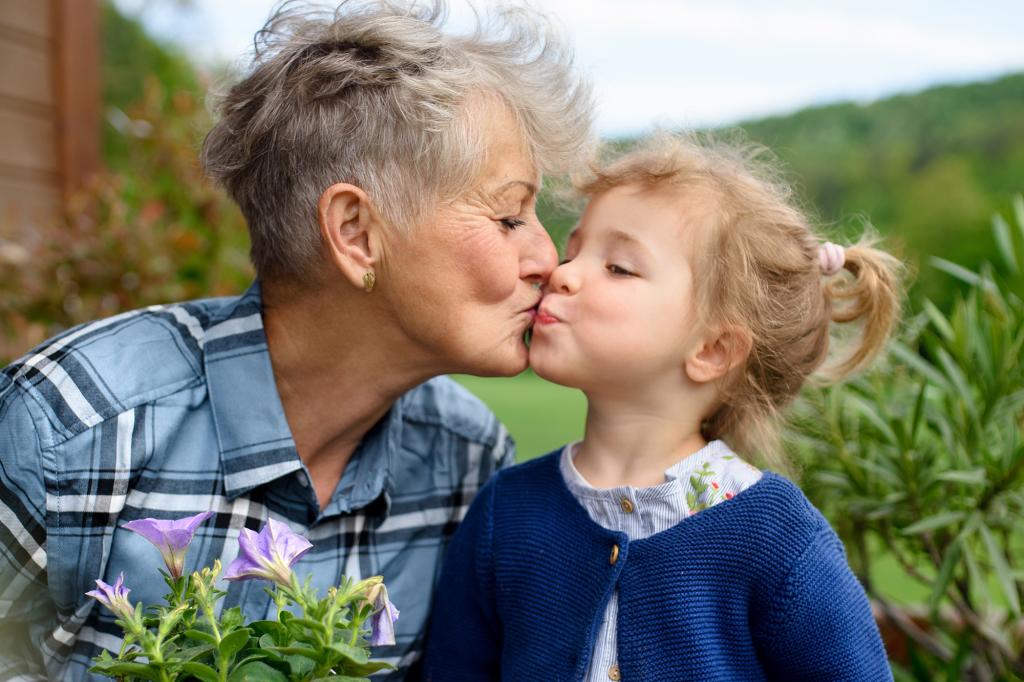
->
[[576, 132, 904, 470]]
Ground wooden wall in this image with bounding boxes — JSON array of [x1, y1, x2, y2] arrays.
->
[[0, 0, 99, 237]]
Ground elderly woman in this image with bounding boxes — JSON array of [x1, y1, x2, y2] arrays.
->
[[0, 1, 592, 679]]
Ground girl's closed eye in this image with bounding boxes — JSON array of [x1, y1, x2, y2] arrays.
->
[[606, 263, 636, 277]]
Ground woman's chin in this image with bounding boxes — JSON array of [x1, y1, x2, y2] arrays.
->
[[465, 339, 529, 377]]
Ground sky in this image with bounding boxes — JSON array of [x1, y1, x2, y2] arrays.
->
[[114, 0, 1024, 136]]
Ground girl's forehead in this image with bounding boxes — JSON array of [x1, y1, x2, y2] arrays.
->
[[573, 184, 717, 245]]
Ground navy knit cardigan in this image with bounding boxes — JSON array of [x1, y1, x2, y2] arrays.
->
[[422, 451, 892, 681]]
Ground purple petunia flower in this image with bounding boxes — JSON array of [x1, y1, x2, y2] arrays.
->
[[86, 573, 134, 620], [367, 583, 400, 647], [223, 518, 313, 586], [122, 511, 215, 578]]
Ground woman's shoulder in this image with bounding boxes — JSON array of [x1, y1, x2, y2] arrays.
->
[[400, 376, 503, 445]]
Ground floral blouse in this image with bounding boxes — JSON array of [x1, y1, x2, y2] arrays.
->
[[559, 439, 763, 682]]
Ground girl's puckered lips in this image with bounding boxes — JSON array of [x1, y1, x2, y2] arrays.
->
[[535, 307, 561, 325]]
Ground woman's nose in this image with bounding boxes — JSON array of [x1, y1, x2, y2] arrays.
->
[[519, 222, 559, 287]]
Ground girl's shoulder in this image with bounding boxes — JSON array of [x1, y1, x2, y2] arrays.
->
[[490, 446, 565, 490], [722, 471, 829, 534]]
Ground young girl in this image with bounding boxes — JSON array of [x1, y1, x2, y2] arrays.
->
[[423, 134, 902, 681]]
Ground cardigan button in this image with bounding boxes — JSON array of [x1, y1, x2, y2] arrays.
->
[[608, 663, 621, 680], [609, 544, 620, 565]]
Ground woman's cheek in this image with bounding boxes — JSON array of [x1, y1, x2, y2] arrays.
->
[[461, 234, 520, 303]]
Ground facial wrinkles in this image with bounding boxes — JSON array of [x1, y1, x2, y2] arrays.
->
[[436, 198, 519, 304]]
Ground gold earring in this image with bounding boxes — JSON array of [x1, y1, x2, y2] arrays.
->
[[363, 272, 376, 293]]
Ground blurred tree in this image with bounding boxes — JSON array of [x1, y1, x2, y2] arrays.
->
[[734, 73, 1024, 308], [0, 2, 251, 362]]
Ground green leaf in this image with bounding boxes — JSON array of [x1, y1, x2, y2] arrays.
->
[[901, 511, 966, 535], [257, 633, 284, 661], [934, 347, 978, 422], [178, 643, 215, 662], [181, 662, 219, 682], [286, 651, 315, 676], [185, 629, 218, 645], [233, 653, 272, 669], [1014, 194, 1024, 249], [91, 661, 161, 680], [979, 524, 1022, 617], [327, 640, 370, 665], [226, 661, 289, 682], [268, 646, 323, 662], [341, 659, 397, 675], [890, 340, 951, 392], [993, 213, 1019, 274], [928, 538, 962, 616], [844, 394, 899, 445], [289, 617, 329, 634], [930, 257, 996, 293], [310, 677, 370, 682], [220, 606, 244, 630], [935, 469, 987, 485], [922, 298, 955, 341], [219, 628, 252, 661], [248, 620, 283, 638]]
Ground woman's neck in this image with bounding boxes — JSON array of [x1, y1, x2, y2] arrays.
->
[[573, 390, 710, 489], [261, 278, 444, 505]]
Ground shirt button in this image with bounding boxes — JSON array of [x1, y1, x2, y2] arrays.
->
[[608, 663, 621, 680], [296, 471, 309, 488], [619, 497, 634, 514], [609, 544, 620, 565]]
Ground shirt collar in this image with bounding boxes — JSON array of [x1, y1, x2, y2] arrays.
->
[[322, 397, 405, 516], [202, 281, 404, 511], [204, 281, 302, 499], [559, 439, 741, 502]]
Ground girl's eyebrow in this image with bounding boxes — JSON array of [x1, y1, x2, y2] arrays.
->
[[607, 228, 654, 259]]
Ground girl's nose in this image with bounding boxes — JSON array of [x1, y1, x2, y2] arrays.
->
[[547, 259, 580, 295]]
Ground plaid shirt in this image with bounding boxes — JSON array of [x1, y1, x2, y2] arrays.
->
[[0, 282, 513, 681]]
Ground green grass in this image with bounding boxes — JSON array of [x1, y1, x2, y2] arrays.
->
[[453, 370, 586, 460]]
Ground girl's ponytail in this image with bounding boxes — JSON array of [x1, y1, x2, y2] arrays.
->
[[822, 233, 905, 381]]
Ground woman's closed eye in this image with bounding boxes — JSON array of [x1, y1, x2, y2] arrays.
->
[[499, 217, 526, 231]]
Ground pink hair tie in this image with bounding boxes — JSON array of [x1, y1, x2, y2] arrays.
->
[[819, 242, 845, 276]]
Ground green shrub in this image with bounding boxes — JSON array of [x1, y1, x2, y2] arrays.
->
[[0, 75, 252, 364], [790, 196, 1024, 679]]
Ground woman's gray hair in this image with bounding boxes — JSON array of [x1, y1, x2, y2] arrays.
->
[[201, 0, 594, 284]]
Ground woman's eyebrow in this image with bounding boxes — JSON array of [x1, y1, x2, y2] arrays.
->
[[491, 180, 538, 196]]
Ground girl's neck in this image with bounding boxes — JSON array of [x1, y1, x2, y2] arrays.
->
[[573, 397, 708, 489]]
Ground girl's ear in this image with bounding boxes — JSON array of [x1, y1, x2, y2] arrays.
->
[[318, 182, 385, 290], [685, 326, 752, 384]]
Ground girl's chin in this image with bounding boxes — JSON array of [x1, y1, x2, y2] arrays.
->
[[529, 355, 581, 389]]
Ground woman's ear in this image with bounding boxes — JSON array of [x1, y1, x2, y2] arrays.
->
[[318, 182, 384, 290], [684, 326, 752, 384]]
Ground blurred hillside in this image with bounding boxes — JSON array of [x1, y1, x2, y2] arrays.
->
[[737, 73, 1024, 306]]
